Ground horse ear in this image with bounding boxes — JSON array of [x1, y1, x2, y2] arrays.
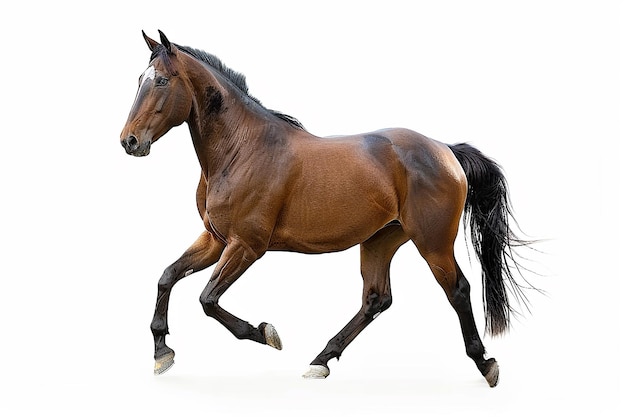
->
[[142, 30, 159, 52], [158, 30, 173, 54]]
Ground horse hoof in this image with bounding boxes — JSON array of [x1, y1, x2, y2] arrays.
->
[[302, 365, 330, 379], [484, 360, 499, 387], [263, 323, 282, 350], [154, 352, 175, 375]]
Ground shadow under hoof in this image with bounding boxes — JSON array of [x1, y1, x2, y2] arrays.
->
[[154, 352, 175, 375], [483, 359, 499, 387], [302, 365, 330, 379]]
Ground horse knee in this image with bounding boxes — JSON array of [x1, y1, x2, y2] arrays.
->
[[157, 266, 179, 292]]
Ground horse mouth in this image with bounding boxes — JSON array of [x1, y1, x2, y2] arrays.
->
[[126, 146, 151, 157]]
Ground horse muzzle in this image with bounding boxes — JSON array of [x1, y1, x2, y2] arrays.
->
[[121, 135, 151, 157]]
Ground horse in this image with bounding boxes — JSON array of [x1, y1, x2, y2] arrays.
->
[[120, 30, 531, 387]]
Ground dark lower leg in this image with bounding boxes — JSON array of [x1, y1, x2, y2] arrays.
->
[[424, 249, 498, 385], [200, 300, 267, 344], [150, 232, 224, 361], [310, 225, 406, 370], [311, 291, 392, 367], [449, 264, 498, 384]]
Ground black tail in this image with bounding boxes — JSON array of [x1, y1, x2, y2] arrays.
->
[[449, 143, 532, 336]]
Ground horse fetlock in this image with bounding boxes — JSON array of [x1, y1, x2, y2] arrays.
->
[[150, 316, 168, 335], [465, 337, 485, 361]]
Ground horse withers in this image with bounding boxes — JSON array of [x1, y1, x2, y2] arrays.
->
[[120, 30, 533, 387]]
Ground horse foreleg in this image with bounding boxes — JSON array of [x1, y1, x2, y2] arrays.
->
[[150, 231, 224, 375], [303, 223, 408, 378], [198, 240, 282, 351]]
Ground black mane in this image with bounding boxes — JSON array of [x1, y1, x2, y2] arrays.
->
[[165, 44, 305, 130]]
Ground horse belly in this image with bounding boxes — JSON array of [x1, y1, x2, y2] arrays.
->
[[269, 171, 399, 253]]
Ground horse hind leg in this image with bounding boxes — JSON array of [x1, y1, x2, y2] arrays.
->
[[303, 222, 409, 378], [418, 246, 499, 387]]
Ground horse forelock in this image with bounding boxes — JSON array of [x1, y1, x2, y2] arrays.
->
[[150, 45, 179, 76]]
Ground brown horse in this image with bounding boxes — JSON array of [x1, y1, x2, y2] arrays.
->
[[120, 31, 531, 387]]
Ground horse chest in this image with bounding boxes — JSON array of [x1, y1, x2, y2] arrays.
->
[[202, 194, 232, 242]]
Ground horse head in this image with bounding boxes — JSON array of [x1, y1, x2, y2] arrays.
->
[[120, 31, 192, 156]]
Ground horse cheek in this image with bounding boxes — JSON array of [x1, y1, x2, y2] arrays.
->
[[171, 89, 192, 126]]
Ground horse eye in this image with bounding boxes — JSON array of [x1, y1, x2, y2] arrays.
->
[[156, 77, 169, 86]]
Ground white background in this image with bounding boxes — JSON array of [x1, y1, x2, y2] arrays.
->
[[0, 0, 623, 415]]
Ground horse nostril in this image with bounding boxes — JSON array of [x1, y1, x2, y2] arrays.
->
[[128, 135, 138, 149], [122, 135, 139, 153]]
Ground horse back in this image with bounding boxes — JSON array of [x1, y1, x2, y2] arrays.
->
[[266, 128, 465, 252]]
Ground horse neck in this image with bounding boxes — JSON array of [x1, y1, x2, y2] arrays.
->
[[185, 68, 276, 180]]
